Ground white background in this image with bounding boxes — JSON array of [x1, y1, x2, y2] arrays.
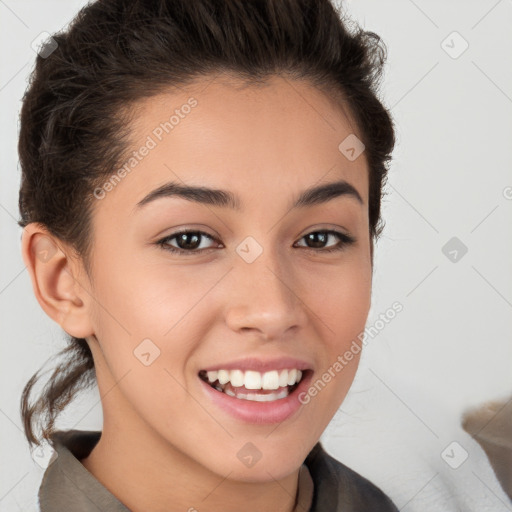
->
[[1, 0, 511, 510]]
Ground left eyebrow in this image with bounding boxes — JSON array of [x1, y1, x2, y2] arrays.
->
[[134, 179, 364, 212]]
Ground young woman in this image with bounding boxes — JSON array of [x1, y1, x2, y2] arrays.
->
[[19, 0, 397, 510]]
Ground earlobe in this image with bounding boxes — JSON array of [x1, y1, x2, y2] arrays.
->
[[21, 223, 95, 339]]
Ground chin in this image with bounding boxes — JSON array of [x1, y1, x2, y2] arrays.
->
[[208, 438, 312, 483]]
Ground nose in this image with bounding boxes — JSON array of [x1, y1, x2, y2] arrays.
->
[[224, 244, 308, 340]]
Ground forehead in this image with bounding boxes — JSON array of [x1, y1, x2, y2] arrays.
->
[[97, 73, 368, 215]]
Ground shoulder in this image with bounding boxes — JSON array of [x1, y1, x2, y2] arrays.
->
[[305, 441, 399, 511]]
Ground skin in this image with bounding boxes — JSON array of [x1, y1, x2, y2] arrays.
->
[[22, 74, 372, 512]]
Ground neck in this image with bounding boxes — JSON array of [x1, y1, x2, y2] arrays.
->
[[80, 395, 301, 512]]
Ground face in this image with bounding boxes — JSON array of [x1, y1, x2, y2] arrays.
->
[[81, 74, 372, 481]]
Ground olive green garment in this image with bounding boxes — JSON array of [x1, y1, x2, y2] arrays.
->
[[38, 430, 399, 511]]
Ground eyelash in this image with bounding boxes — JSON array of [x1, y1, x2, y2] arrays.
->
[[156, 229, 356, 256]]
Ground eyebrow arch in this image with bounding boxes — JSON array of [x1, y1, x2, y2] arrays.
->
[[134, 179, 363, 212]]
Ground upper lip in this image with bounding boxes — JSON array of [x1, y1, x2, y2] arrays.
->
[[200, 356, 313, 373]]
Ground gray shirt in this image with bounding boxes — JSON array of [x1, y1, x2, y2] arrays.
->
[[38, 430, 399, 511]]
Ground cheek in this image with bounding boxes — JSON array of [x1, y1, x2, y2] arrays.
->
[[92, 257, 202, 334], [89, 258, 222, 375], [87, 262, 209, 427], [298, 251, 371, 394], [301, 253, 372, 341]]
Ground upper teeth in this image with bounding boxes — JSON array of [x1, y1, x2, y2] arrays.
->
[[206, 369, 303, 390]]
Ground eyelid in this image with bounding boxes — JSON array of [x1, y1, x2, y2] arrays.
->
[[152, 224, 220, 241], [297, 223, 352, 238]]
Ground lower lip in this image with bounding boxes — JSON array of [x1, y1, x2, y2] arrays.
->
[[199, 371, 313, 424]]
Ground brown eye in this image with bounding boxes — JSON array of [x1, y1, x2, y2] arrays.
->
[[157, 230, 221, 255], [294, 230, 355, 253]]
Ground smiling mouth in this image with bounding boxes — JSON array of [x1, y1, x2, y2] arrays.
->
[[198, 368, 310, 402]]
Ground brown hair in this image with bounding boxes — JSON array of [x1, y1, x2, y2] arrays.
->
[[18, 0, 395, 447]]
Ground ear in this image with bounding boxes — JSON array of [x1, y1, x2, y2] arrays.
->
[[21, 222, 94, 339]]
